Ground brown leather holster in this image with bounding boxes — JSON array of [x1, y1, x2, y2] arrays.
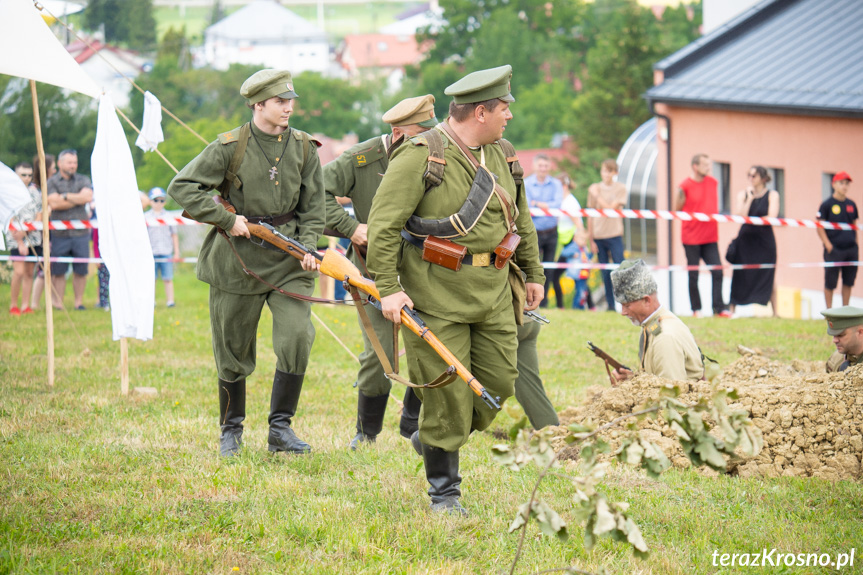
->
[[493, 232, 521, 270]]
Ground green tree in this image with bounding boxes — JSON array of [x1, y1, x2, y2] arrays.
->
[[0, 76, 98, 174], [289, 72, 376, 141], [84, 0, 156, 51]]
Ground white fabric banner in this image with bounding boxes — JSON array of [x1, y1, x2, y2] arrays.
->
[[0, 161, 33, 251], [92, 94, 155, 341], [0, 0, 101, 97], [135, 91, 164, 152]]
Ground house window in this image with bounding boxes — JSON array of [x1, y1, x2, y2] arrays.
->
[[765, 167, 785, 217], [823, 172, 836, 201], [712, 161, 731, 214]]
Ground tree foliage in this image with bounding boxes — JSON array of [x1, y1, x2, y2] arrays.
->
[[493, 380, 763, 574], [83, 0, 157, 51], [0, 76, 98, 174]]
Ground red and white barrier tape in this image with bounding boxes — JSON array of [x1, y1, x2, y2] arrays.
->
[[528, 207, 862, 231], [7, 208, 861, 231], [2, 254, 858, 272]]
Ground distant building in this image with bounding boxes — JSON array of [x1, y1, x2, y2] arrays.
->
[[337, 34, 428, 91], [639, 0, 863, 316], [66, 39, 149, 108], [201, 0, 329, 73], [379, 1, 445, 36]]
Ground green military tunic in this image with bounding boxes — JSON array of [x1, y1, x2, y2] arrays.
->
[[367, 125, 544, 452], [826, 350, 862, 372], [168, 121, 325, 381], [639, 306, 704, 382], [324, 134, 395, 397]]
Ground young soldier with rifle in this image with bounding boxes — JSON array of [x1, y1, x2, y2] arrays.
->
[[168, 69, 324, 458]]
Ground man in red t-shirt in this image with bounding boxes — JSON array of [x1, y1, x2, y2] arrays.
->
[[674, 153, 730, 317]]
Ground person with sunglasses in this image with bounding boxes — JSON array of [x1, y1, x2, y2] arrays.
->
[[145, 187, 180, 307], [6, 162, 43, 315], [728, 165, 780, 317]]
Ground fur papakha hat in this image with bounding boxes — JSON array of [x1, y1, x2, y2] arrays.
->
[[611, 259, 657, 304]]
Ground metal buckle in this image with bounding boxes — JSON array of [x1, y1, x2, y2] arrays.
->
[[472, 252, 491, 267]]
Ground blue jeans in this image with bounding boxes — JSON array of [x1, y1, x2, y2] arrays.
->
[[595, 236, 624, 311]]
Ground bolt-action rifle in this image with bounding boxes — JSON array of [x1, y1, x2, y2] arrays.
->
[[587, 341, 630, 387], [187, 200, 501, 409]]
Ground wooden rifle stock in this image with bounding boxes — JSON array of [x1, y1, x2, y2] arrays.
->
[[587, 341, 630, 387], [187, 199, 500, 409]]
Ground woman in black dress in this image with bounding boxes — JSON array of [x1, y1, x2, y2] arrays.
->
[[729, 165, 780, 316]]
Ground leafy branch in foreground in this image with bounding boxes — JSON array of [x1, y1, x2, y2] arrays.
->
[[492, 382, 764, 575]]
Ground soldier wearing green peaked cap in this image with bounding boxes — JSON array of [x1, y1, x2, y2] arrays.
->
[[323, 94, 438, 451], [822, 305, 863, 372], [444, 64, 515, 104], [609, 259, 704, 383], [366, 66, 544, 516], [168, 69, 324, 458]]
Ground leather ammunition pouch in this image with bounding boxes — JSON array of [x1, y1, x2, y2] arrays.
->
[[421, 235, 467, 272], [404, 166, 496, 239]]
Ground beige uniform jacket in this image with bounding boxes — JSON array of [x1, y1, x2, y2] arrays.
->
[[640, 306, 704, 382]]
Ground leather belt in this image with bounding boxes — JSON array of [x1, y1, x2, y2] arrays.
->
[[400, 230, 496, 267], [246, 211, 295, 226]]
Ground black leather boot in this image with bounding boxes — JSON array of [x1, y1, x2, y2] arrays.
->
[[268, 370, 311, 454], [399, 387, 421, 439], [422, 443, 467, 516], [218, 378, 245, 457], [349, 391, 390, 450]]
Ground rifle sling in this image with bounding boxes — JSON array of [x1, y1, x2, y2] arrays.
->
[[347, 284, 458, 390], [216, 229, 347, 305]]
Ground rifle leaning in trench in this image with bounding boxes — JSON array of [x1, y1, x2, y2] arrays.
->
[[587, 341, 631, 387], [185, 202, 502, 410]]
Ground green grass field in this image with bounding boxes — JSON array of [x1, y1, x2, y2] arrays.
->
[[1, 265, 861, 574], [155, 2, 420, 44]]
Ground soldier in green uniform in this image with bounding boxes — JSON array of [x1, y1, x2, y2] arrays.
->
[[168, 69, 324, 457], [367, 65, 545, 515], [323, 94, 438, 450], [610, 259, 704, 382], [821, 306, 863, 372], [514, 320, 560, 429]]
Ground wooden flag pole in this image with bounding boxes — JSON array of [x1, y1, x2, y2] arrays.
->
[[120, 338, 129, 395], [30, 79, 55, 387]]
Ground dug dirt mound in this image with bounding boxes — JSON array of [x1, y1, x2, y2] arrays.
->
[[557, 355, 862, 481]]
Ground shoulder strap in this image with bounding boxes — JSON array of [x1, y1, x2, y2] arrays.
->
[[422, 129, 446, 191], [438, 122, 518, 233], [218, 122, 251, 200], [496, 138, 523, 187]]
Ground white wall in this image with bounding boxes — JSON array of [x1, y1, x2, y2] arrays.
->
[[703, 0, 762, 33]]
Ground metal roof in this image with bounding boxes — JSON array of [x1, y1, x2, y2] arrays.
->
[[645, 0, 863, 117]]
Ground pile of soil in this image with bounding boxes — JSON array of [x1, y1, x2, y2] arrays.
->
[[556, 353, 862, 481]]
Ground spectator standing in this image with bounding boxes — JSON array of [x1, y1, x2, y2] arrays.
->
[[561, 229, 593, 310], [145, 187, 180, 307], [6, 162, 42, 315], [46, 149, 93, 310], [675, 153, 730, 317], [729, 166, 780, 316], [587, 159, 627, 311], [525, 154, 564, 308], [817, 171, 858, 308], [29, 153, 55, 310]]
